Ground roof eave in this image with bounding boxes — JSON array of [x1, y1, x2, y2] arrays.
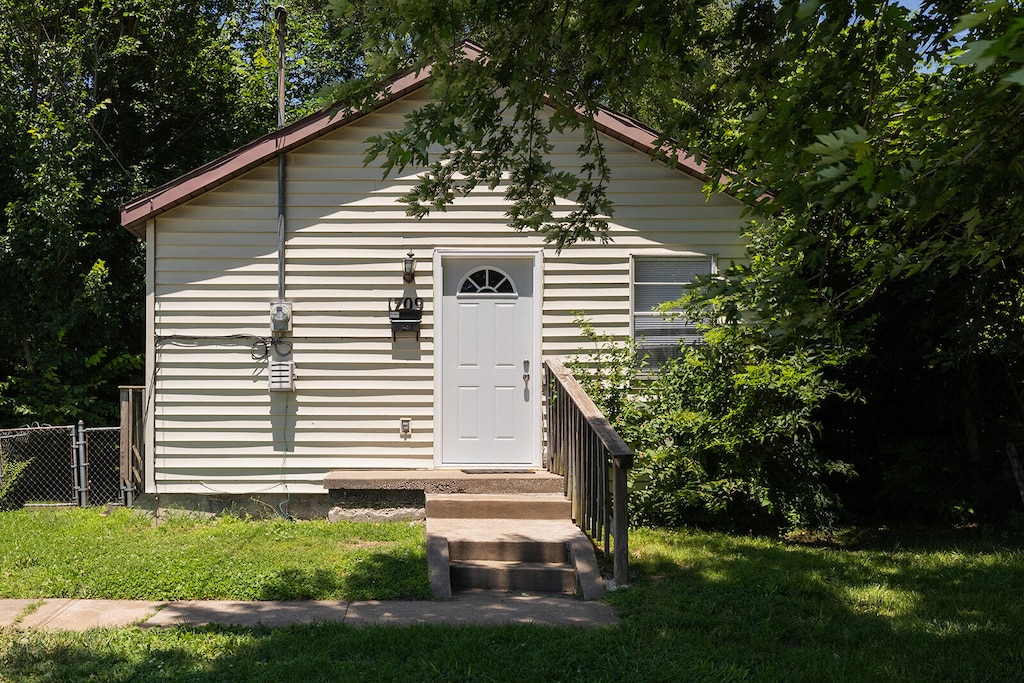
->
[[589, 107, 728, 187], [121, 40, 734, 237], [120, 65, 434, 236]]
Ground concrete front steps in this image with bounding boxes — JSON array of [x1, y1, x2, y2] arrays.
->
[[322, 469, 605, 600], [426, 493, 604, 600]]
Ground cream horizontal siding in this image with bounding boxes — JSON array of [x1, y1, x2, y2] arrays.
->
[[148, 87, 746, 494]]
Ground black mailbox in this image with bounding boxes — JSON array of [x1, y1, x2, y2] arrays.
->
[[389, 297, 424, 340]]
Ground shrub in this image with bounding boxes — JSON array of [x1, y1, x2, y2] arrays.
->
[[0, 454, 30, 511], [569, 318, 854, 533]]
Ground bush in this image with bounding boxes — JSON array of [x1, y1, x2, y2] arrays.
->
[[569, 318, 854, 533], [0, 454, 30, 511]]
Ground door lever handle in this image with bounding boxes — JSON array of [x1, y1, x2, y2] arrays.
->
[[523, 359, 530, 383]]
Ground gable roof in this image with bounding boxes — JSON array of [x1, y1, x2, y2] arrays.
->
[[120, 42, 719, 237]]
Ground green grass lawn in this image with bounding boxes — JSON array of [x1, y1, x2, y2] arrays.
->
[[2, 510, 1024, 681], [0, 507, 430, 601]]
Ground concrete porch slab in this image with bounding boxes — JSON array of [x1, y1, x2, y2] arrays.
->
[[323, 469, 564, 495]]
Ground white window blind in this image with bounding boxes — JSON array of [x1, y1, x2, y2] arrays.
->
[[632, 256, 713, 366]]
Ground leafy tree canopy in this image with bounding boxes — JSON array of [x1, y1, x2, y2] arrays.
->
[[333, 0, 1022, 268], [0, 0, 363, 426], [334, 0, 1024, 521]]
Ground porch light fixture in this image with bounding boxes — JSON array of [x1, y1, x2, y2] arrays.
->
[[402, 250, 416, 283]]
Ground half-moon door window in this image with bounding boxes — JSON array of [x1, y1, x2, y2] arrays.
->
[[458, 268, 517, 295]]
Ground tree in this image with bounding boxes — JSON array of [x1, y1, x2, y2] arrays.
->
[[333, 0, 1024, 522], [332, 0, 730, 249], [0, 0, 364, 426], [672, 0, 1024, 520]]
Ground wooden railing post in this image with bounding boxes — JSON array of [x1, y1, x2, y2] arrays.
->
[[612, 459, 628, 587]]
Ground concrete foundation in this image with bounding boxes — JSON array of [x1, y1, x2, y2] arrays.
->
[[128, 470, 565, 522], [132, 493, 333, 521]]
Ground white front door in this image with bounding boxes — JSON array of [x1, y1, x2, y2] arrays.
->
[[438, 254, 540, 467]]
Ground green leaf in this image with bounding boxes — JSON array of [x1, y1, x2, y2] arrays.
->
[[950, 12, 993, 35], [1003, 67, 1024, 86], [796, 0, 822, 21], [955, 40, 998, 71]]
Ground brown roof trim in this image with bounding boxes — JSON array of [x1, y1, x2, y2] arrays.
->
[[121, 41, 726, 237], [120, 65, 434, 237], [457, 41, 727, 187], [589, 107, 728, 187]]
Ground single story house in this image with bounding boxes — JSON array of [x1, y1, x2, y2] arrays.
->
[[120, 50, 747, 500]]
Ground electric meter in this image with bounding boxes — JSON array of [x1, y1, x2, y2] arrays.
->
[[269, 301, 292, 333]]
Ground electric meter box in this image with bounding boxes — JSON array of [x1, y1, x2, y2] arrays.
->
[[269, 301, 292, 333]]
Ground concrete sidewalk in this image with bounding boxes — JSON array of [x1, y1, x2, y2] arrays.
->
[[0, 594, 620, 631]]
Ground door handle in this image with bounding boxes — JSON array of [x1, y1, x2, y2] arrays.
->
[[523, 359, 530, 383]]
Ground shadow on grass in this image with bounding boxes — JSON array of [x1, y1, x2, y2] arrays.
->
[[2, 530, 1022, 681], [612, 528, 1024, 680], [824, 523, 1024, 553], [0, 622, 631, 682], [337, 548, 432, 600], [255, 549, 431, 601]]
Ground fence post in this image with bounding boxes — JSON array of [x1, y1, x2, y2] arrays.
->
[[119, 386, 145, 506], [120, 387, 133, 506], [74, 420, 88, 507]]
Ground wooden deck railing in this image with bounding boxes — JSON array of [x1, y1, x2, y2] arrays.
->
[[543, 357, 633, 586]]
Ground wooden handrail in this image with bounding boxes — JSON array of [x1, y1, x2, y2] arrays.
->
[[543, 357, 632, 587], [545, 358, 634, 468]]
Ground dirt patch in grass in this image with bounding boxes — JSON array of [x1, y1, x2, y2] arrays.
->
[[335, 540, 399, 550]]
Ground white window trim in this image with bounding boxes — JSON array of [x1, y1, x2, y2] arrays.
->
[[630, 253, 717, 367]]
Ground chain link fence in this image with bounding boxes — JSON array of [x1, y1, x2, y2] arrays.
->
[[85, 427, 122, 505], [0, 423, 126, 510]]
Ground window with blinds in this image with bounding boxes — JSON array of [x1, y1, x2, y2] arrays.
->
[[632, 256, 713, 367]]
